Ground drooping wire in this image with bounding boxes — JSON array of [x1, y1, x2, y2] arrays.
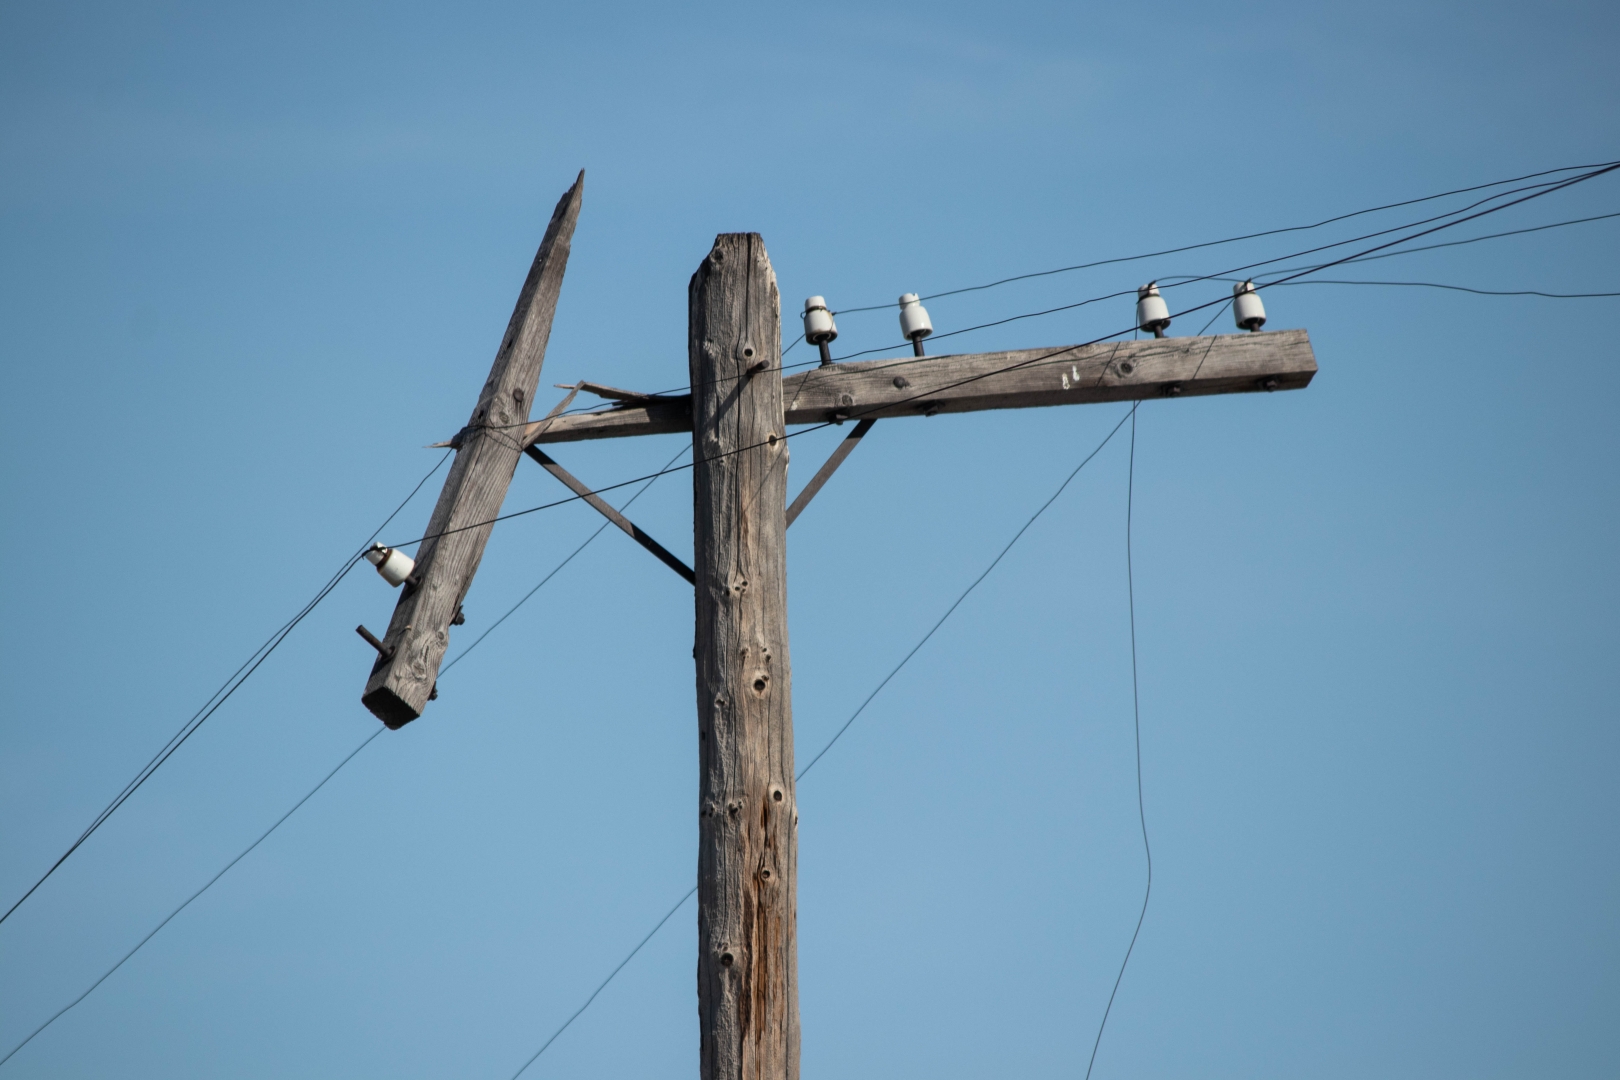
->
[[0, 451, 453, 931], [1, 438, 689, 1066], [505, 406, 1139, 1074], [24, 160, 1615, 1065], [1083, 406, 1151, 1080], [0, 727, 386, 1069], [509, 886, 697, 1080], [795, 406, 1136, 781]]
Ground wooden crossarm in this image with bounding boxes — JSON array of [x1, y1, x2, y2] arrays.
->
[[521, 328, 1315, 445]]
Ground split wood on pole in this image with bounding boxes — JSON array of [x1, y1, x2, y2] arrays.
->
[[690, 233, 799, 1080], [360, 172, 584, 728]]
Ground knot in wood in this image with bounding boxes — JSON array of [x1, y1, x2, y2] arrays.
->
[[751, 672, 770, 695]]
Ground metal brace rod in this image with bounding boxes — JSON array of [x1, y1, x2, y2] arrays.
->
[[785, 418, 876, 528], [523, 445, 696, 585]]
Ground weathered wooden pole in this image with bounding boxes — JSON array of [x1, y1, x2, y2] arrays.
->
[[689, 234, 799, 1080], [361, 172, 583, 727]]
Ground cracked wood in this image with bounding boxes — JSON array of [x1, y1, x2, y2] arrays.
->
[[691, 234, 799, 1080], [360, 173, 583, 727]]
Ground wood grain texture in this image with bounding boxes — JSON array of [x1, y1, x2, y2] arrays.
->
[[691, 234, 799, 1080], [521, 329, 1315, 443], [360, 173, 583, 727]]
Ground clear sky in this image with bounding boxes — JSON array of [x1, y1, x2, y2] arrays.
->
[[2, 1, 1617, 1077]]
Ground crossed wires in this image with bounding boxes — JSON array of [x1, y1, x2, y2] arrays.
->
[[0, 451, 453, 931], [7, 157, 1618, 1072], [381, 159, 1620, 560], [1, 445, 690, 1068]]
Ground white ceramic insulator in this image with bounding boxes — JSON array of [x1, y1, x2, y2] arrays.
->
[[1232, 281, 1267, 331], [366, 545, 415, 587], [1136, 283, 1171, 333], [802, 296, 838, 344], [898, 293, 933, 341]]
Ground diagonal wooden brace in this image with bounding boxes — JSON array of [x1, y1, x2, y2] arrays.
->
[[523, 445, 695, 585], [785, 418, 875, 527]]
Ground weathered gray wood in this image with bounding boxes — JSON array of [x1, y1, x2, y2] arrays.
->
[[361, 172, 584, 728], [523, 445, 695, 584], [691, 234, 799, 1080], [519, 329, 1315, 444], [784, 418, 875, 527]]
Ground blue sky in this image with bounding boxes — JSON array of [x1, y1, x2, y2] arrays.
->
[[2, 1, 1617, 1077]]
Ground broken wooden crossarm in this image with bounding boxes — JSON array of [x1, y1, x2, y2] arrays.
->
[[361, 171, 585, 730], [516, 329, 1317, 445], [561, 380, 676, 405], [522, 445, 695, 585]]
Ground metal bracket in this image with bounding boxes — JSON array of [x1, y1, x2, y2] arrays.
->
[[523, 445, 695, 584], [785, 418, 876, 528]]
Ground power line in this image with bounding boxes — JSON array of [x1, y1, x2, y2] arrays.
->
[[1250, 209, 1620, 276], [509, 886, 697, 1080], [519, 163, 1619, 406], [0, 451, 452, 931], [491, 165, 1620, 1067], [0, 438, 694, 1067], [826, 172, 1620, 366], [828, 160, 1618, 314], [442, 443, 690, 674], [386, 160, 1620, 569], [1255, 279, 1620, 299], [0, 728, 384, 1069], [1084, 406, 1152, 1080], [23, 158, 1613, 1065], [505, 405, 1139, 1074]]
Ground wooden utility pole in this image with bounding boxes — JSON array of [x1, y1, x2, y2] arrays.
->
[[689, 235, 799, 1080], [359, 174, 1317, 1080]]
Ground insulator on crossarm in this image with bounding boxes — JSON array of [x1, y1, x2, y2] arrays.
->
[[365, 543, 415, 587], [803, 296, 838, 366], [898, 293, 933, 356], [1136, 283, 1171, 338], [1232, 280, 1267, 331]]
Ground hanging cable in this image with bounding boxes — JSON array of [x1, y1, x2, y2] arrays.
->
[[0, 728, 385, 1069], [1084, 406, 1151, 1080], [504, 405, 1139, 1074], [2, 437, 692, 1068], [0, 451, 452, 931]]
